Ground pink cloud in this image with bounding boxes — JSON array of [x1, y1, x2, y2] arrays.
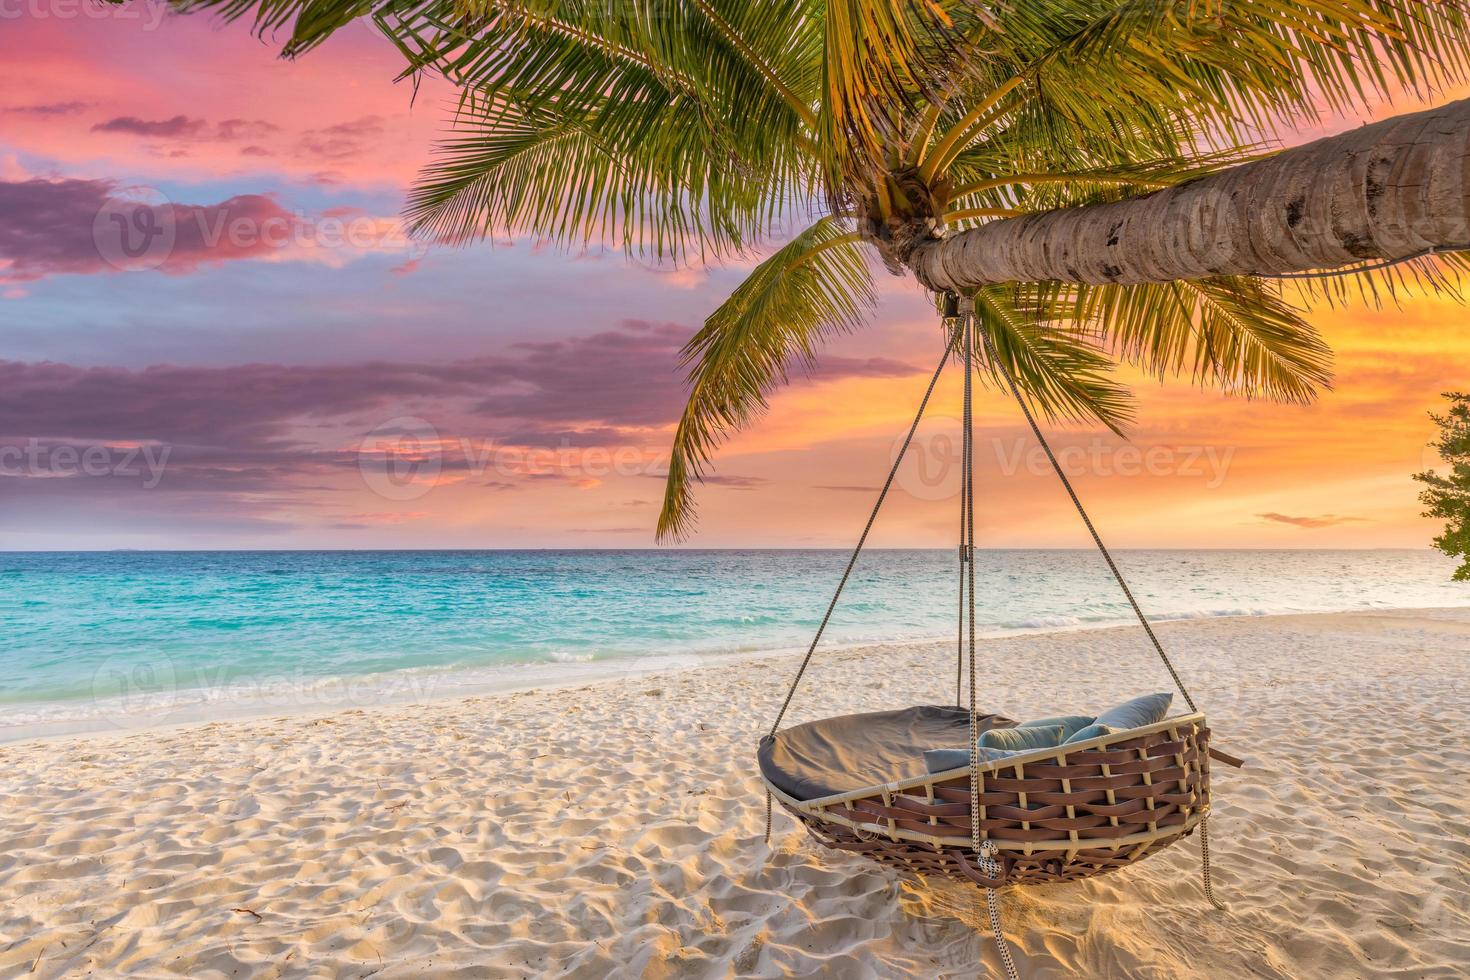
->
[[0, 18, 449, 189], [1257, 512, 1370, 529], [215, 118, 279, 141]]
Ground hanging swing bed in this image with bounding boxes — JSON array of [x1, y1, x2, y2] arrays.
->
[[756, 295, 1242, 908]]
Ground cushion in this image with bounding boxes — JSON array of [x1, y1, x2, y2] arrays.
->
[[923, 745, 1016, 772], [1063, 722, 1119, 744], [978, 724, 1066, 752], [1014, 714, 1094, 741], [759, 706, 1017, 800], [1093, 692, 1172, 731]]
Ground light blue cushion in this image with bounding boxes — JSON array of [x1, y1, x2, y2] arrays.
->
[[978, 724, 1066, 752], [1014, 715, 1094, 741], [1063, 722, 1119, 744], [1093, 692, 1172, 731], [923, 745, 1015, 773]]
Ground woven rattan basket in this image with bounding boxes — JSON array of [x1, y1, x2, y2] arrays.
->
[[765, 713, 1211, 887]]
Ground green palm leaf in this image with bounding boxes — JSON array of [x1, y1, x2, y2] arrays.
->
[[659, 217, 874, 540], [974, 286, 1134, 435], [1040, 277, 1335, 403]]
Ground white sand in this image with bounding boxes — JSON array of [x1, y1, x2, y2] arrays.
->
[[3, 607, 1469, 978]]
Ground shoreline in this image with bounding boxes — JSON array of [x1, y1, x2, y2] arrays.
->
[[5, 602, 1466, 750], [4, 605, 1468, 976]]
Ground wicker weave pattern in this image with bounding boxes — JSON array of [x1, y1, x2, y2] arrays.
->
[[769, 715, 1211, 887]]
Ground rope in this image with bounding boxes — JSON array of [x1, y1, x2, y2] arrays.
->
[[980, 841, 1020, 980], [956, 303, 969, 708], [1199, 815, 1228, 912], [976, 327, 1199, 713], [956, 435, 967, 708], [963, 311, 981, 855], [763, 788, 773, 848], [964, 316, 1021, 978], [763, 334, 957, 844]]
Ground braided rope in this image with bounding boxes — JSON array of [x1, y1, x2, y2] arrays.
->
[[964, 311, 982, 856], [956, 450, 967, 709], [1200, 816, 1228, 912], [965, 313, 1021, 980], [980, 841, 1020, 980], [956, 309, 969, 708]]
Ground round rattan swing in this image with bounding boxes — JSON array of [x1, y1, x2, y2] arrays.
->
[[756, 296, 1237, 971]]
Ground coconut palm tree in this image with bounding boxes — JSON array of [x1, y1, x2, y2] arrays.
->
[[178, 0, 1470, 538]]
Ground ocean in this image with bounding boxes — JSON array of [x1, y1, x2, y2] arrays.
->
[[2, 549, 1464, 739]]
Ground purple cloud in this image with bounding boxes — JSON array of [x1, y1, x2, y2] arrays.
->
[[215, 118, 279, 141], [0, 322, 919, 533], [0, 178, 299, 282], [92, 115, 208, 138], [299, 116, 386, 160], [5, 101, 92, 116]]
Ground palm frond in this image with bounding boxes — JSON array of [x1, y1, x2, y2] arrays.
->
[[1033, 276, 1335, 403], [821, 0, 962, 188], [952, 1, 1468, 153], [974, 286, 1134, 435], [658, 218, 875, 540], [393, 1, 818, 259], [177, 0, 822, 260], [405, 89, 779, 260]]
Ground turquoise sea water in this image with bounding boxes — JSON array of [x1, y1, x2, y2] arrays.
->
[[2, 549, 1465, 737]]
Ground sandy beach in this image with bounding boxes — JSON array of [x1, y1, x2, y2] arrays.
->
[[3, 606, 1469, 978]]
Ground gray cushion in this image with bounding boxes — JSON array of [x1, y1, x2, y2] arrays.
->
[[759, 706, 1017, 800], [1093, 692, 1172, 730], [979, 724, 1066, 752], [1063, 722, 1119, 744], [1014, 714, 1094, 741], [926, 724, 1066, 773], [923, 745, 1017, 772]]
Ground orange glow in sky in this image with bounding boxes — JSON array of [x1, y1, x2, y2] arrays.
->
[[0, 14, 1464, 550]]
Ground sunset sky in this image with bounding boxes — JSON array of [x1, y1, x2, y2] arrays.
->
[[1, 8, 1467, 551]]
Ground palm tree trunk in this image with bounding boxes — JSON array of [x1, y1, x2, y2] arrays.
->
[[909, 98, 1470, 291]]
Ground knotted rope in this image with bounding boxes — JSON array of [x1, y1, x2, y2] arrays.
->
[[979, 841, 1020, 980]]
